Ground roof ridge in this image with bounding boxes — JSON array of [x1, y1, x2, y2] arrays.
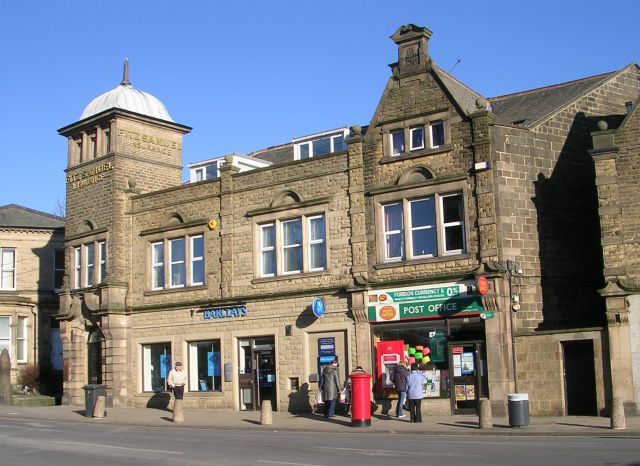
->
[[489, 71, 615, 101], [0, 203, 64, 221]]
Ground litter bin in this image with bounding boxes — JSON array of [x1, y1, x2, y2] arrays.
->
[[507, 393, 529, 427], [83, 384, 106, 418], [350, 371, 372, 427]]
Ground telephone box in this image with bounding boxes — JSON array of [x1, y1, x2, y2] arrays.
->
[[376, 340, 404, 393]]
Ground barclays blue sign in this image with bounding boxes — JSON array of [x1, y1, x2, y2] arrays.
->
[[203, 306, 248, 319]]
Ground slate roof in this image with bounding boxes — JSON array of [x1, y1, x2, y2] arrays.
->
[[488, 71, 616, 128], [433, 66, 485, 116], [249, 143, 294, 164], [0, 204, 65, 229]]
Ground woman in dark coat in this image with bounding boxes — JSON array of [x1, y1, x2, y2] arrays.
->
[[390, 360, 410, 418], [320, 359, 341, 418]]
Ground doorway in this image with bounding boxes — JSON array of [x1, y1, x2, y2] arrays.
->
[[238, 337, 276, 411], [562, 340, 597, 416], [448, 341, 487, 414], [87, 327, 103, 385]]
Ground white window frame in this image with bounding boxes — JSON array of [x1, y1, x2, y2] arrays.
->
[[16, 316, 27, 363], [430, 120, 445, 148], [54, 249, 65, 290], [381, 191, 465, 262], [258, 214, 326, 278], [73, 246, 81, 289], [260, 223, 275, 278], [390, 130, 405, 156], [293, 128, 348, 160], [85, 243, 95, 287], [0, 316, 10, 360], [190, 235, 204, 286], [169, 238, 186, 289], [151, 241, 164, 290], [98, 241, 106, 284], [409, 126, 425, 151], [188, 339, 222, 392], [281, 218, 302, 275], [194, 167, 205, 182], [0, 247, 16, 291]]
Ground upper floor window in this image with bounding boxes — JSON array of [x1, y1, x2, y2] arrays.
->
[[293, 128, 348, 160], [386, 118, 449, 157], [0, 248, 16, 290], [382, 191, 465, 262], [54, 249, 65, 290], [151, 234, 204, 290], [430, 121, 445, 148], [410, 126, 425, 151], [391, 130, 405, 155], [72, 241, 106, 289], [192, 164, 218, 182], [259, 214, 326, 277]]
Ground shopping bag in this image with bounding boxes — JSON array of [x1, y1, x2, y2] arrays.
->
[[339, 387, 348, 404], [315, 391, 324, 405]]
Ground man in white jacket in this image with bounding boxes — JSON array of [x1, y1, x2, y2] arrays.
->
[[168, 361, 187, 400]]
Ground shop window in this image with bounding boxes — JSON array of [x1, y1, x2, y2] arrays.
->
[[188, 340, 222, 392], [150, 234, 205, 290], [0, 247, 16, 290], [258, 214, 326, 277], [54, 249, 65, 290], [16, 316, 27, 363], [142, 342, 171, 392], [430, 121, 445, 148], [72, 241, 107, 289], [382, 191, 465, 262], [0, 316, 9, 355]]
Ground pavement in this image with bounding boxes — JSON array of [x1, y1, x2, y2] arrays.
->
[[0, 403, 638, 437]]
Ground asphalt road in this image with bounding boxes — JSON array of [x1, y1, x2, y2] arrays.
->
[[0, 417, 638, 466]]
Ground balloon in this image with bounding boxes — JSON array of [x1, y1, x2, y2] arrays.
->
[[408, 347, 416, 355], [423, 347, 431, 355], [422, 355, 431, 363], [415, 352, 423, 360], [408, 357, 416, 364], [415, 345, 424, 351]]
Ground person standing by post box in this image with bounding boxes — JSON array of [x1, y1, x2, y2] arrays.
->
[[168, 361, 186, 400], [406, 363, 426, 423], [320, 359, 341, 418], [390, 360, 410, 418]]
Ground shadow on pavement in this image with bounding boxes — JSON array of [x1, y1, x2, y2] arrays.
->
[[557, 422, 610, 430]]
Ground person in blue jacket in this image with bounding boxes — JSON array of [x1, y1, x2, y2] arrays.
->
[[405, 363, 426, 423], [390, 360, 410, 418]]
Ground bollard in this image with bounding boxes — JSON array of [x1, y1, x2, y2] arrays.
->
[[611, 398, 625, 430], [478, 398, 493, 429], [93, 395, 105, 419], [260, 399, 273, 425], [172, 399, 184, 423]]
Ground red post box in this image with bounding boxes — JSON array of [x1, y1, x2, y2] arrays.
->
[[350, 371, 372, 427]]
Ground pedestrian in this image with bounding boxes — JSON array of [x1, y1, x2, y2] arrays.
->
[[167, 361, 186, 400], [320, 359, 341, 418], [390, 360, 410, 418], [405, 363, 426, 423]]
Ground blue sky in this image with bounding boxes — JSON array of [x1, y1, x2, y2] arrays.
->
[[1, 0, 638, 215]]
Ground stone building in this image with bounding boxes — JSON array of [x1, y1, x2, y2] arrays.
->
[[0, 204, 65, 392], [57, 26, 640, 416], [590, 97, 640, 415]]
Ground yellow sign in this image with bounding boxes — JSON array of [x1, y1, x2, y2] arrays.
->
[[66, 162, 113, 190], [118, 128, 181, 156]]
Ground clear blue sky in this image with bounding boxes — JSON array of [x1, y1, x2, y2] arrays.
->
[[1, 0, 638, 215]]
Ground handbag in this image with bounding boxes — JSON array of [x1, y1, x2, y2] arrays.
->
[[315, 390, 323, 405]]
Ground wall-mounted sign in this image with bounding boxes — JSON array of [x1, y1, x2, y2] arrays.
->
[[367, 280, 485, 322], [318, 337, 335, 357], [312, 297, 325, 318], [203, 306, 247, 319]]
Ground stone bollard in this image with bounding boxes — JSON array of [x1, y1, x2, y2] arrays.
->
[[478, 398, 493, 429], [0, 349, 11, 405], [93, 395, 105, 419], [172, 399, 184, 423], [611, 398, 625, 430], [260, 399, 273, 425]]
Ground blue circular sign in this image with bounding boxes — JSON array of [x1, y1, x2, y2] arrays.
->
[[312, 297, 325, 318]]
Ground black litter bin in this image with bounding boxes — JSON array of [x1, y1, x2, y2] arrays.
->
[[83, 384, 106, 418], [507, 393, 529, 427]]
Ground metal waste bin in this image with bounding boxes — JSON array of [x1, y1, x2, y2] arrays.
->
[[83, 384, 106, 418], [507, 393, 529, 427]]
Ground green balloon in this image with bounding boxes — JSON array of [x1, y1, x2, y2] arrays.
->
[[408, 347, 416, 355]]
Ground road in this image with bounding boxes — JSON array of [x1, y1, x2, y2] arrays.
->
[[0, 416, 638, 465]]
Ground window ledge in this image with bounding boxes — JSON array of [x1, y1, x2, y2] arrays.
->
[[252, 270, 327, 284], [374, 253, 471, 270], [144, 285, 208, 297], [381, 144, 452, 164]]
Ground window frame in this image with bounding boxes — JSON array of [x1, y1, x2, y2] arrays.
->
[[85, 242, 95, 287], [142, 342, 172, 393], [430, 120, 445, 148], [190, 235, 204, 286], [376, 182, 467, 264], [293, 128, 349, 160], [151, 241, 165, 291], [149, 234, 206, 291], [70, 239, 107, 290], [0, 316, 10, 360], [255, 212, 327, 279], [73, 246, 81, 289], [98, 241, 106, 284], [187, 339, 222, 392], [0, 247, 16, 291], [54, 249, 65, 290], [16, 316, 27, 363], [390, 129, 405, 156], [409, 126, 425, 151]]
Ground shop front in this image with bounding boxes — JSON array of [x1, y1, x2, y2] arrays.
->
[[368, 280, 490, 414]]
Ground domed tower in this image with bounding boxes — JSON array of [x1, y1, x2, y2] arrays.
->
[[57, 60, 191, 406]]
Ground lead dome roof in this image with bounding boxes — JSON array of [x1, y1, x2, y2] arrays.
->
[[80, 60, 173, 122]]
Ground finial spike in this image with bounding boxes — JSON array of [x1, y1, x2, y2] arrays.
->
[[121, 58, 130, 86]]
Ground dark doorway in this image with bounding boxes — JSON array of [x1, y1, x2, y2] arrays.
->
[[87, 328, 103, 384], [562, 340, 597, 416]]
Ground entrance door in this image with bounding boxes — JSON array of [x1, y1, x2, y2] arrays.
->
[[562, 340, 597, 416], [238, 337, 276, 411], [448, 341, 487, 414], [87, 328, 103, 384]]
